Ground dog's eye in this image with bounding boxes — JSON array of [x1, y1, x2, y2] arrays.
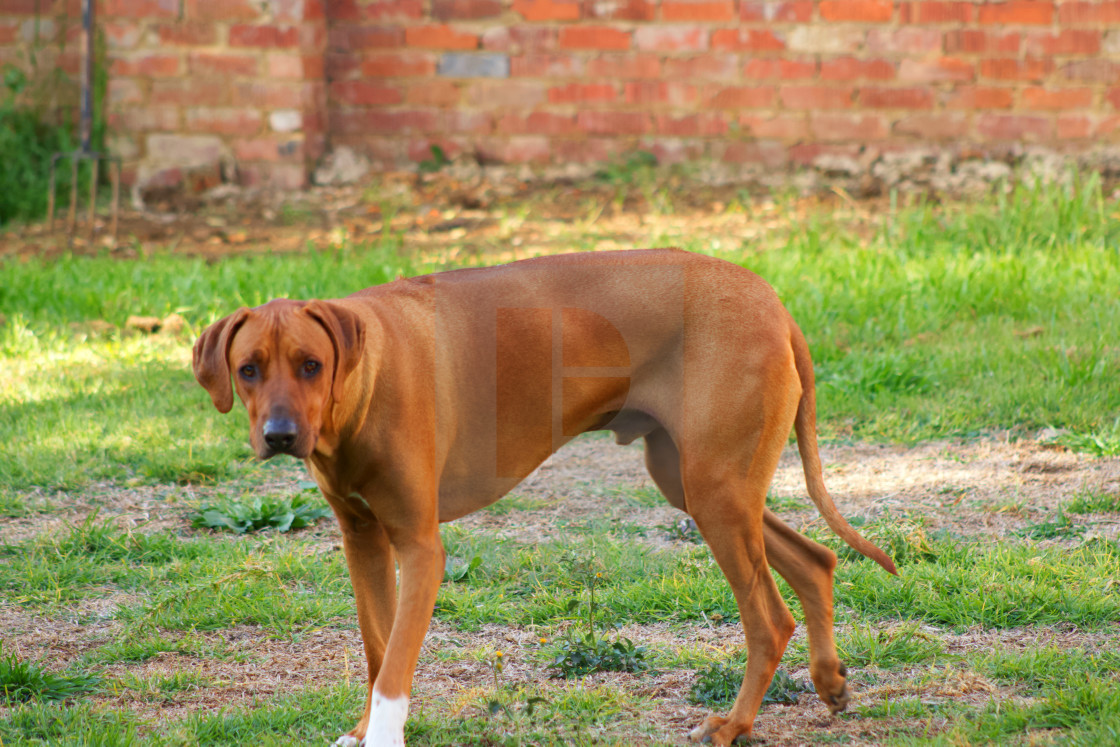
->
[[239, 364, 257, 380], [302, 360, 321, 376]]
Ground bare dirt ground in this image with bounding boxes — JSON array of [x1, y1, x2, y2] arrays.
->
[[3, 436, 1118, 744], [0, 168, 877, 265]]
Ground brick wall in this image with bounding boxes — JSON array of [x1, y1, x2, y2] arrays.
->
[[3, 1, 1120, 189], [1, 0, 327, 192], [337, 0, 1120, 171]]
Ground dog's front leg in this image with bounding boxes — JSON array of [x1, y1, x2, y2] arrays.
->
[[334, 514, 397, 746], [359, 525, 445, 747]]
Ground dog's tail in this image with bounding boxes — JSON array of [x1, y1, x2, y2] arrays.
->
[[788, 318, 899, 576]]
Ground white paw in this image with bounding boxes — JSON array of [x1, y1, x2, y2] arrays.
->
[[363, 692, 409, 747], [334, 737, 359, 747]]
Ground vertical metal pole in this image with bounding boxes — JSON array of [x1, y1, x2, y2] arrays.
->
[[80, 0, 94, 154]]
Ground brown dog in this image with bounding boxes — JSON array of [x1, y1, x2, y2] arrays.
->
[[193, 249, 896, 746]]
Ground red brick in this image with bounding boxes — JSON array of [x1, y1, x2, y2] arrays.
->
[[900, 2, 974, 23], [367, 110, 441, 134], [234, 81, 306, 108], [1021, 87, 1093, 110], [183, 0, 264, 20], [326, 53, 361, 80], [945, 30, 1020, 54], [1109, 88, 1120, 109], [1057, 115, 1093, 138], [433, 0, 503, 19], [548, 82, 616, 103], [898, 58, 974, 83], [860, 87, 935, 108], [633, 26, 708, 52], [156, 22, 217, 45], [443, 111, 492, 134], [583, 0, 656, 20], [980, 57, 1053, 82], [186, 107, 263, 136], [705, 85, 776, 108], [663, 54, 737, 79], [740, 2, 812, 22], [268, 54, 304, 79], [108, 107, 181, 132], [102, 22, 141, 48], [586, 54, 661, 78], [559, 26, 630, 49], [363, 52, 438, 76], [406, 25, 478, 49], [711, 29, 785, 51], [233, 136, 303, 163], [717, 141, 789, 167], [481, 26, 559, 51], [740, 114, 809, 139], [329, 80, 400, 106], [809, 113, 889, 141], [362, 0, 424, 19], [150, 78, 230, 106], [745, 58, 816, 79], [624, 81, 697, 106], [1024, 30, 1101, 56], [1058, 2, 1120, 24], [946, 86, 1014, 109], [866, 28, 942, 54], [577, 111, 649, 135], [515, 0, 581, 20], [820, 0, 892, 22], [655, 113, 728, 136], [230, 24, 300, 47], [820, 57, 895, 81], [329, 26, 403, 50], [978, 114, 1053, 140], [978, 1, 1053, 25], [780, 85, 853, 109], [511, 54, 585, 77], [107, 79, 144, 106], [189, 52, 261, 76], [662, 1, 735, 22], [497, 112, 579, 135], [110, 53, 181, 77], [104, 0, 177, 17], [1060, 59, 1120, 83], [894, 113, 968, 139], [548, 82, 618, 103], [0, 0, 41, 14], [466, 80, 547, 107]]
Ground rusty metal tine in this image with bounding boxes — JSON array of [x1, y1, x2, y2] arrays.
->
[[88, 156, 99, 238], [67, 154, 79, 236], [47, 153, 59, 229], [110, 158, 120, 241]]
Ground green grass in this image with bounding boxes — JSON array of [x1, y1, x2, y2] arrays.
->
[[2, 179, 1120, 746]]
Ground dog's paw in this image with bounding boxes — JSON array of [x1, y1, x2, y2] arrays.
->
[[334, 737, 359, 747]]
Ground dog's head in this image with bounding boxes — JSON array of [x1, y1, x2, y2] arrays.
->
[[193, 299, 365, 459]]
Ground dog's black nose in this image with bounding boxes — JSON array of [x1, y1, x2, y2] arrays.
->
[[263, 418, 298, 452]]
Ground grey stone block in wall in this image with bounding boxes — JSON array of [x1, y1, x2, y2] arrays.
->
[[438, 53, 509, 79]]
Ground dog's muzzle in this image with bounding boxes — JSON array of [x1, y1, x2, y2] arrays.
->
[[262, 417, 299, 455]]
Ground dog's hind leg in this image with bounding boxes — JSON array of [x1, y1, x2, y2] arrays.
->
[[762, 509, 849, 713]]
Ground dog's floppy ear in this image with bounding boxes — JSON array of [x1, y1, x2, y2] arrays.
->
[[193, 307, 251, 413], [305, 300, 365, 403]]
